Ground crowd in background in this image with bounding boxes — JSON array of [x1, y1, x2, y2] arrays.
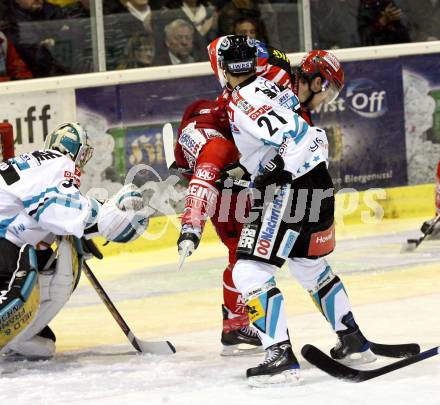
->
[[0, 0, 439, 81]]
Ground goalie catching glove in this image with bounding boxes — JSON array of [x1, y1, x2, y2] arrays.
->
[[85, 184, 149, 243]]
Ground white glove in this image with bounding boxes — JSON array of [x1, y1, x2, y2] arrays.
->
[[111, 183, 144, 211], [97, 184, 149, 243]]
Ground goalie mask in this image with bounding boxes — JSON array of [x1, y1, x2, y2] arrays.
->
[[45, 122, 94, 168]]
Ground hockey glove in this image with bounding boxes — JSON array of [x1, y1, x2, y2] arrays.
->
[[253, 154, 291, 189], [177, 224, 201, 257], [216, 161, 250, 189]]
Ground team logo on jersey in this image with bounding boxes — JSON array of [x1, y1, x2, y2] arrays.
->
[[64, 167, 81, 187], [195, 163, 219, 181], [179, 124, 207, 159], [249, 105, 272, 121], [237, 99, 254, 114], [202, 128, 225, 140], [237, 224, 258, 254], [254, 184, 289, 259]]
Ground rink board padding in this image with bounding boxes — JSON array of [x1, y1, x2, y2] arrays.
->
[[97, 183, 436, 257]]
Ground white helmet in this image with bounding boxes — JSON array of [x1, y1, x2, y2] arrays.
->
[[45, 122, 94, 168]]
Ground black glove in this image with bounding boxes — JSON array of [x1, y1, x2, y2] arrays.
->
[[216, 161, 251, 189], [253, 154, 291, 189]]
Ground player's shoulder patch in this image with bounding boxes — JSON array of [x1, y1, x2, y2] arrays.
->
[[178, 122, 207, 159]]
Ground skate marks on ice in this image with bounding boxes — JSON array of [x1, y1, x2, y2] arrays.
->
[[326, 229, 440, 274], [3, 299, 440, 405]]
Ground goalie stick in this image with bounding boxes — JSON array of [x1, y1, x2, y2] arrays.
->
[[301, 344, 438, 382], [82, 239, 176, 355]]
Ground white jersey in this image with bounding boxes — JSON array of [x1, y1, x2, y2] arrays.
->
[[227, 76, 329, 179], [0, 150, 93, 247]]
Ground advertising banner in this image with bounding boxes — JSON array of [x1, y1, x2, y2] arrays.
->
[[0, 89, 76, 156], [401, 54, 440, 185], [76, 76, 220, 195], [312, 58, 407, 191], [76, 53, 440, 196]]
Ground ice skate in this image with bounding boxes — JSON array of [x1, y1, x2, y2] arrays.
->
[[330, 313, 376, 365], [246, 340, 302, 387], [221, 325, 263, 356]]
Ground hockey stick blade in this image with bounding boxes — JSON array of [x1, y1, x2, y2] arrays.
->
[[301, 344, 439, 382], [401, 214, 440, 253], [134, 337, 176, 355], [162, 123, 175, 169], [370, 341, 420, 358]]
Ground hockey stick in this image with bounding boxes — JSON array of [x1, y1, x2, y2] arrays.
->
[[370, 341, 420, 358], [81, 240, 176, 355], [301, 344, 438, 382], [401, 213, 440, 252], [162, 122, 175, 169]]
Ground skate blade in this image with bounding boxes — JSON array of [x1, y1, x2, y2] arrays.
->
[[336, 349, 377, 366], [247, 369, 302, 388], [221, 344, 264, 357]]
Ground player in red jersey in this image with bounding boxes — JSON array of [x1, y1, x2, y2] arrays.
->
[[174, 99, 262, 355]]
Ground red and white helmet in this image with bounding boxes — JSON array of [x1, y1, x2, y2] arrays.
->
[[297, 50, 344, 103]]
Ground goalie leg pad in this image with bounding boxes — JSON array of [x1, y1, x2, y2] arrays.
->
[[288, 257, 352, 331], [0, 244, 40, 350], [4, 237, 81, 357]]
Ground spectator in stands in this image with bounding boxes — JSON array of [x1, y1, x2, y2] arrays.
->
[[6, 0, 65, 21], [151, 0, 214, 64], [117, 31, 155, 69], [0, 30, 32, 81], [233, 15, 268, 43], [104, 0, 153, 70], [407, 0, 440, 41], [214, 0, 280, 48], [311, 0, 359, 49], [215, 0, 259, 37], [63, 0, 90, 18], [120, 0, 153, 32], [358, 0, 411, 46], [155, 18, 197, 65], [162, 0, 216, 39], [3, 0, 68, 77]]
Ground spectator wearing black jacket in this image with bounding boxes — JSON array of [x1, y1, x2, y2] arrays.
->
[[358, 0, 411, 46], [3, 0, 68, 77]]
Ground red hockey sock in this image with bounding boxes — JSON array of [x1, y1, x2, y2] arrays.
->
[[223, 263, 249, 332]]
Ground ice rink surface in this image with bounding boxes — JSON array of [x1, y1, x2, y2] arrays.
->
[[2, 218, 440, 405]]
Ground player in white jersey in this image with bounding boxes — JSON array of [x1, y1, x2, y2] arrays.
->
[[215, 36, 375, 386], [0, 122, 148, 359]]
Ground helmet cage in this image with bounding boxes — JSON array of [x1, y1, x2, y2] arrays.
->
[[45, 123, 94, 168]]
